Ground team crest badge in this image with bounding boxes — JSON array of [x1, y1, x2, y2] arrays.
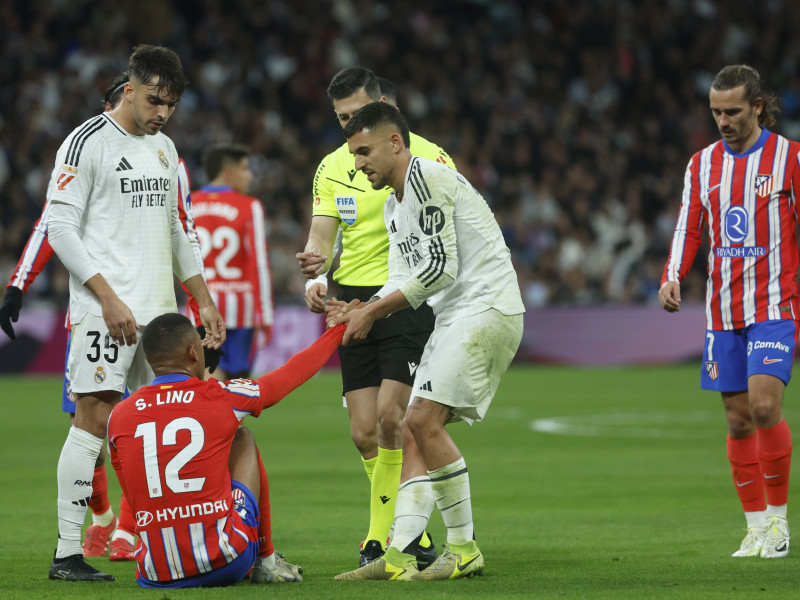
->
[[94, 366, 106, 384], [754, 174, 773, 198], [233, 487, 246, 508], [705, 361, 718, 381], [158, 150, 169, 170]]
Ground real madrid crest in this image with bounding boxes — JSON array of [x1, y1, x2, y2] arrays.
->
[[94, 366, 106, 384], [158, 150, 169, 170]]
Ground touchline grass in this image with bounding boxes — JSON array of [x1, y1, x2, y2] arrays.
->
[[2, 364, 800, 599]]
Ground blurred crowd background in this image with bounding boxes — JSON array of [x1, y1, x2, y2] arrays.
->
[[3, 0, 800, 309]]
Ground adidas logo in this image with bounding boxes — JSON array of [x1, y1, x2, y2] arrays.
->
[[71, 496, 91, 507], [115, 156, 133, 171], [419, 381, 432, 392]]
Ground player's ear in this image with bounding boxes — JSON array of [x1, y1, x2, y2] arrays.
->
[[187, 341, 199, 363]]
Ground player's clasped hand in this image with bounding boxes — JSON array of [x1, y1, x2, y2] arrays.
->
[[305, 282, 327, 313], [198, 306, 226, 350], [295, 247, 328, 279], [658, 281, 681, 313]]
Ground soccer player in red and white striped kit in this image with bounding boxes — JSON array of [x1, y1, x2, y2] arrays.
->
[[660, 64, 797, 558]]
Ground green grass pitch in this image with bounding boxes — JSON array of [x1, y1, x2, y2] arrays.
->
[[2, 364, 800, 599]]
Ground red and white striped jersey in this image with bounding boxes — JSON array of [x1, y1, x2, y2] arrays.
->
[[6, 158, 204, 325], [108, 374, 263, 583], [190, 186, 273, 329], [662, 129, 800, 330]]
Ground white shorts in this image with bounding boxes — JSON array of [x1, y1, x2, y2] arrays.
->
[[68, 314, 153, 395], [411, 309, 523, 424]]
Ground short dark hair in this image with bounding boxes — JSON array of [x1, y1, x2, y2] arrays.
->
[[343, 101, 410, 148], [378, 77, 396, 106], [103, 71, 129, 107], [203, 144, 250, 181], [326, 67, 382, 102], [129, 44, 187, 100], [711, 64, 779, 128], [142, 312, 197, 362]]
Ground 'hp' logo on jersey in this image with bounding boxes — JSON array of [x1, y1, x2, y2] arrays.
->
[[419, 206, 445, 235], [724, 206, 749, 243]]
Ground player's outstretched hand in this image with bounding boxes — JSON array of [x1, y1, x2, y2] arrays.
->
[[0, 286, 23, 340], [304, 282, 327, 313], [196, 325, 224, 373], [199, 305, 226, 349], [102, 296, 138, 345], [295, 247, 328, 279], [658, 281, 681, 313]]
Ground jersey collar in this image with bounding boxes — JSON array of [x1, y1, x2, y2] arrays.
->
[[722, 127, 771, 157], [151, 373, 193, 385]]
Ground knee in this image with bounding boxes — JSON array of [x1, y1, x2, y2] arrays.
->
[[750, 398, 781, 428], [234, 425, 256, 447], [350, 422, 377, 456]]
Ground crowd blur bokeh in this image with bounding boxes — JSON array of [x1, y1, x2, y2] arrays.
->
[[3, 0, 800, 308]]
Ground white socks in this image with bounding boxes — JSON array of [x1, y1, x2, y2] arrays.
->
[[429, 457, 474, 546], [56, 426, 103, 558], [388, 475, 435, 552]]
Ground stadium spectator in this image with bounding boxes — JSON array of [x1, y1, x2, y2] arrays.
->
[[189, 144, 274, 380], [108, 312, 344, 588], [46, 45, 225, 582], [296, 67, 452, 568], [331, 102, 524, 580], [659, 65, 796, 559]]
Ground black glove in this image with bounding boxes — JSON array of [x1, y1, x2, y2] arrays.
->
[[0, 287, 23, 340], [196, 325, 224, 373]]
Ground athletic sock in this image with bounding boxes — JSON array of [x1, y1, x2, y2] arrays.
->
[[757, 419, 792, 507], [745, 510, 766, 529], [56, 426, 103, 558], [365, 447, 402, 547], [727, 433, 766, 512], [91, 507, 115, 528], [765, 504, 788, 519], [362, 455, 377, 482], [89, 465, 112, 520], [389, 475, 435, 552], [112, 492, 136, 543], [429, 457, 474, 546], [256, 448, 274, 558]]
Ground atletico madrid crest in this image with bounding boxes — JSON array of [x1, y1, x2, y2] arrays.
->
[[754, 174, 773, 198], [705, 361, 718, 381]]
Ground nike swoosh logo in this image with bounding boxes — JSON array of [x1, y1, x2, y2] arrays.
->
[[776, 542, 788, 552], [457, 556, 480, 572], [736, 480, 754, 487], [707, 183, 722, 194], [764, 473, 782, 479], [763, 357, 783, 364]]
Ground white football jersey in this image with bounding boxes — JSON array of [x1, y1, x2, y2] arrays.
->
[[47, 113, 198, 325], [378, 156, 525, 323]]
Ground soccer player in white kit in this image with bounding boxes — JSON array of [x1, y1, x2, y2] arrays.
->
[[331, 101, 525, 581], [46, 45, 225, 582]]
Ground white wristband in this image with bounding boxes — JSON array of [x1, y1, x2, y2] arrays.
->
[[305, 273, 328, 291]]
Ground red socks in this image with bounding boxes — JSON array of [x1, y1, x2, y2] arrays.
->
[[757, 419, 792, 507], [256, 448, 274, 558], [117, 491, 135, 534], [89, 465, 111, 515]]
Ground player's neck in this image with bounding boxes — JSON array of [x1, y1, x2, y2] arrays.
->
[[393, 154, 412, 202], [108, 106, 144, 136]]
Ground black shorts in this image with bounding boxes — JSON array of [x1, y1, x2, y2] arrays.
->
[[337, 284, 434, 393]]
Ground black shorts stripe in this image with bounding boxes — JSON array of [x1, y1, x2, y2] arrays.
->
[[66, 117, 106, 167]]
